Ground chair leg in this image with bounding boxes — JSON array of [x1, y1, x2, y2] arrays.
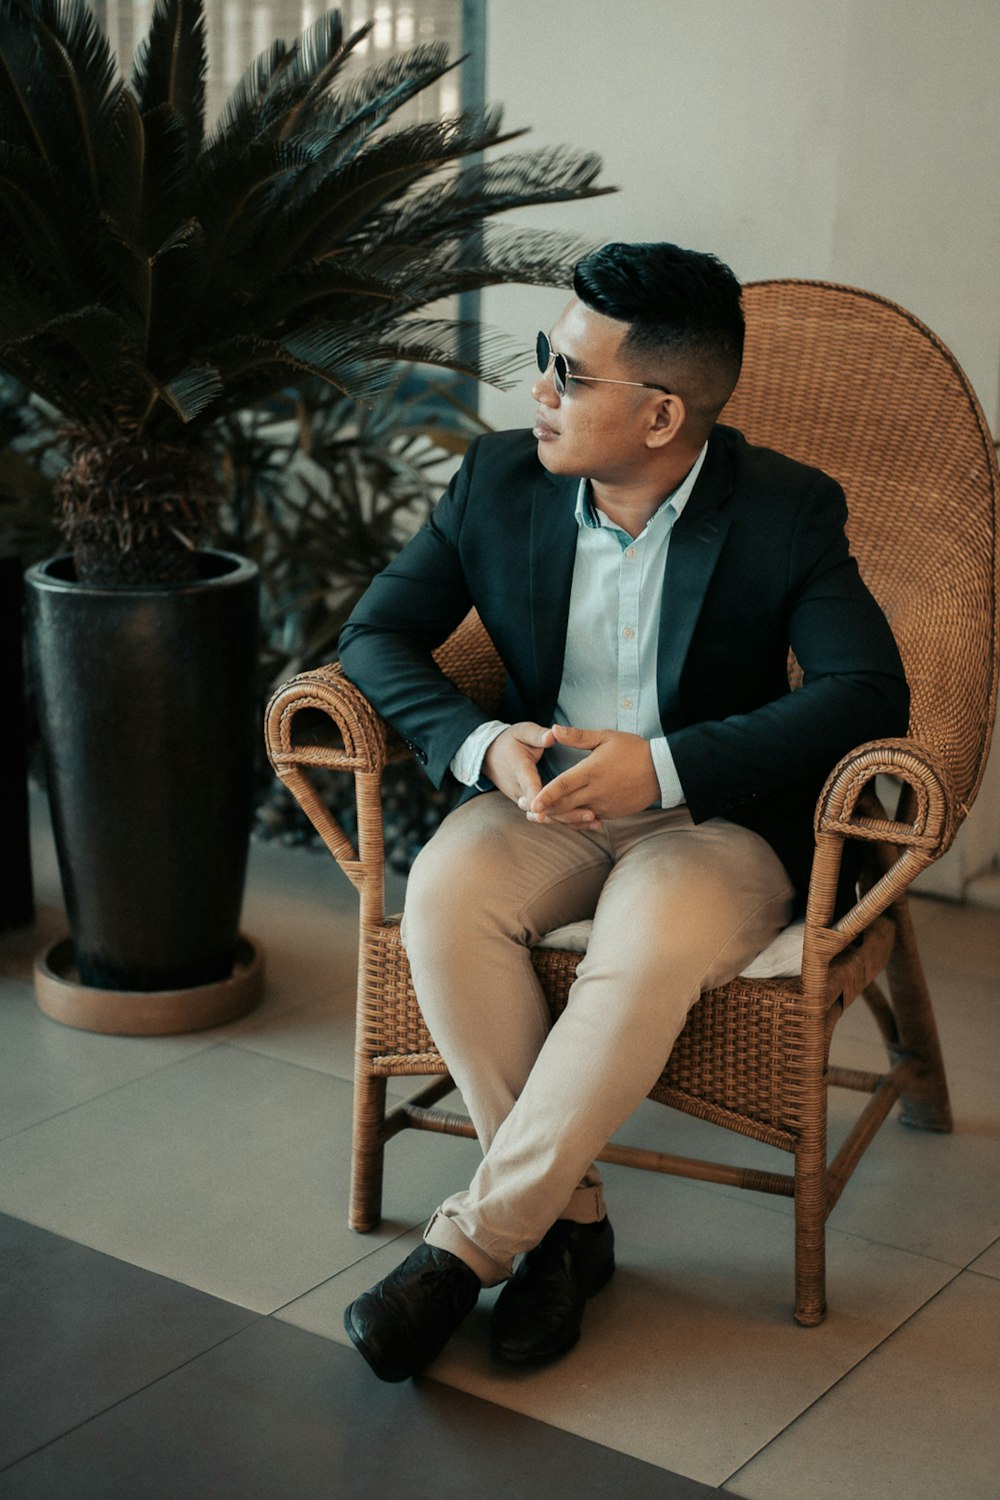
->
[[348, 1069, 388, 1232], [884, 898, 953, 1133], [793, 1127, 828, 1326]]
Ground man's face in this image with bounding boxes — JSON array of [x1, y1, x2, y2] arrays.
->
[[532, 298, 663, 483]]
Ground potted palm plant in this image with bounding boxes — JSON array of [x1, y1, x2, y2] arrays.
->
[[0, 0, 611, 1032]]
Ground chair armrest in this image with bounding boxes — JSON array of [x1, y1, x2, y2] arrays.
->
[[815, 736, 960, 858], [801, 737, 960, 971], [266, 661, 389, 777], [265, 663, 397, 904]]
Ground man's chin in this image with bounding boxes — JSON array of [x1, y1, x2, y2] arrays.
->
[[534, 436, 570, 473]]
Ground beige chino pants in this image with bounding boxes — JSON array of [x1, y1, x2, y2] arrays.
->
[[401, 791, 794, 1285]]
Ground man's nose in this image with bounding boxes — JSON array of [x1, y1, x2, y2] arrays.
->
[[532, 369, 560, 406]]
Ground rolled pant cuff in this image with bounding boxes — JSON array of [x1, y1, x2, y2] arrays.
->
[[424, 1211, 511, 1287], [559, 1183, 607, 1224]]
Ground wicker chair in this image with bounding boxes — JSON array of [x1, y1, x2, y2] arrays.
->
[[265, 281, 1000, 1325]]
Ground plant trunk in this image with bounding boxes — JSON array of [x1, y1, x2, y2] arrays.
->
[[26, 551, 259, 992]]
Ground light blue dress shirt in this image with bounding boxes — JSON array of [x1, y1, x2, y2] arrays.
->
[[450, 443, 709, 807]]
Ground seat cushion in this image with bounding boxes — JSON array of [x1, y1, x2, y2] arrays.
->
[[532, 919, 806, 979]]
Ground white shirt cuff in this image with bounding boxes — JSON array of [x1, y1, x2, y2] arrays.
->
[[450, 720, 511, 788], [650, 736, 685, 808]]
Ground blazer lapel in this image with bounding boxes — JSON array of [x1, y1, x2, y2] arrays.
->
[[529, 469, 579, 714], [656, 432, 736, 730]]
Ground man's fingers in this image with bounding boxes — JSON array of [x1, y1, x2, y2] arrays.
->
[[530, 767, 588, 813], [528, 807, 600, 827], [513, 721, 554, 748], [550, 723, 603, 750], [530, 789, 593, 820]]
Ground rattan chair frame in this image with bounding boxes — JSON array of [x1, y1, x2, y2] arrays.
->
[[266, 281, 1000, 1325]]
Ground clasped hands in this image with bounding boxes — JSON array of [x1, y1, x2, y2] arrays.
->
[[482, 721, 660, 829]]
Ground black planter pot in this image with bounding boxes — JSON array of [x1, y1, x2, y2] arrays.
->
[[0, 551, 34, 932], [26, 551, 261, 1009]]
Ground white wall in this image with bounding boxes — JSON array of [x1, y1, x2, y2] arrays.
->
[[831, 0, 1000, 421], [480, 0, 1000, 893], [480, 0, 999, 432]]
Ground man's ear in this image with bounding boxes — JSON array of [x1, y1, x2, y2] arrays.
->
[[645, 394, 686, 449]]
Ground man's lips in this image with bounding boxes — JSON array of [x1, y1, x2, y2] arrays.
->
[[533, 414, 559, 440]]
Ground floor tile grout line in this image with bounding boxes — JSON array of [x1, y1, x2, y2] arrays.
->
[[0, 1314, 263, 1479], [965, 1265, 1000, 1283], [0, 1040, 234, 1146], [222, 1035, 358, 1085], [266, 1220, 427, 1318], [670, 1166, 994, 1271], [963, 1227, 1000, 1277], [717, 1260, 970, 1494], [0, 1029, 373, 1149]]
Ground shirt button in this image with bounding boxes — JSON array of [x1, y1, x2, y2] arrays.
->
[[622, 697, 633, 709], [622, 627, 635, 640], [625, 546, 636, 559]]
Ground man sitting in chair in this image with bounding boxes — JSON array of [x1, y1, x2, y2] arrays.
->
[[337, 241, 909, 1382]]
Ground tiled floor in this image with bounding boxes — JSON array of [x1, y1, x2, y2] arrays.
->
[[1, 793, 998, 1497]]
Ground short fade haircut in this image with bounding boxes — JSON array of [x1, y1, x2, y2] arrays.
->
[[573, 242, 744, 438]]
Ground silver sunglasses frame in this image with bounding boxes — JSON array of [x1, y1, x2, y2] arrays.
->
[[536, 331, 671, 397]]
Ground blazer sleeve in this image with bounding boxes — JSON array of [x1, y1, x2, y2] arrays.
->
[[666, 475, 910, 822], [337, 437, 496, 786]]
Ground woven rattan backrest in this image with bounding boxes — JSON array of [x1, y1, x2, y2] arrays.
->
[[721, 281, 999, 809], [432, 603, 507, 713], [436, 282, 999, 809]]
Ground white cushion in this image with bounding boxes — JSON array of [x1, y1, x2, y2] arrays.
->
[[532, 918, 805, 979]]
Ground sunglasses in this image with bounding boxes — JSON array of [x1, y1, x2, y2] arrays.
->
[[536, 330, 671, 398]]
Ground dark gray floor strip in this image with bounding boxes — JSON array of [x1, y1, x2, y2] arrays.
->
[[0, 1212, 718, 1498]]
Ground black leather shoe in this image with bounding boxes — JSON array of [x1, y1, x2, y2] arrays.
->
[[344, 1243, 481, 1382], [491, 1216, 615, 1366]]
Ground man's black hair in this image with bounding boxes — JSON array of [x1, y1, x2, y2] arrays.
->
[[573, 242, 744, 432]]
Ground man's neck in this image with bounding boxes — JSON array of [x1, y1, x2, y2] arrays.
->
[[590, 449, 702, 538]]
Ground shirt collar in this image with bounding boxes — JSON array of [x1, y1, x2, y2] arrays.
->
[[574, 441, 710, 532]]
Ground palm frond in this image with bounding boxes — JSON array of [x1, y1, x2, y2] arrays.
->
[[209, 37, 294, 143], [0, 143, 106, 309], [101, 88, 145, 230], [130, 0, 208, 165], [101, 91, 198, 262], [266, 10, 360, 138], [370, 146, 613, 258], [365, 318, 527, 389], [98, 203, 207, 366], [281, 39, 453, 146], [175, 331, 387, 420], [0, 278, 60, 343], [0, 2, 54, 162], [365, 224, 603, 309], [0, 302, 145, 430], [265, 104, 520, 267], [133, 102, 194, 247], [260, 114, 523, 272], [8, 0, 122, 201], [212, 261, 401, 344], [159, 361, 223, 423], [190, 133, 318, 274]]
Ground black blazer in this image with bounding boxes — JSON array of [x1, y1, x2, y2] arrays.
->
[[339, 425, 909, 906]]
